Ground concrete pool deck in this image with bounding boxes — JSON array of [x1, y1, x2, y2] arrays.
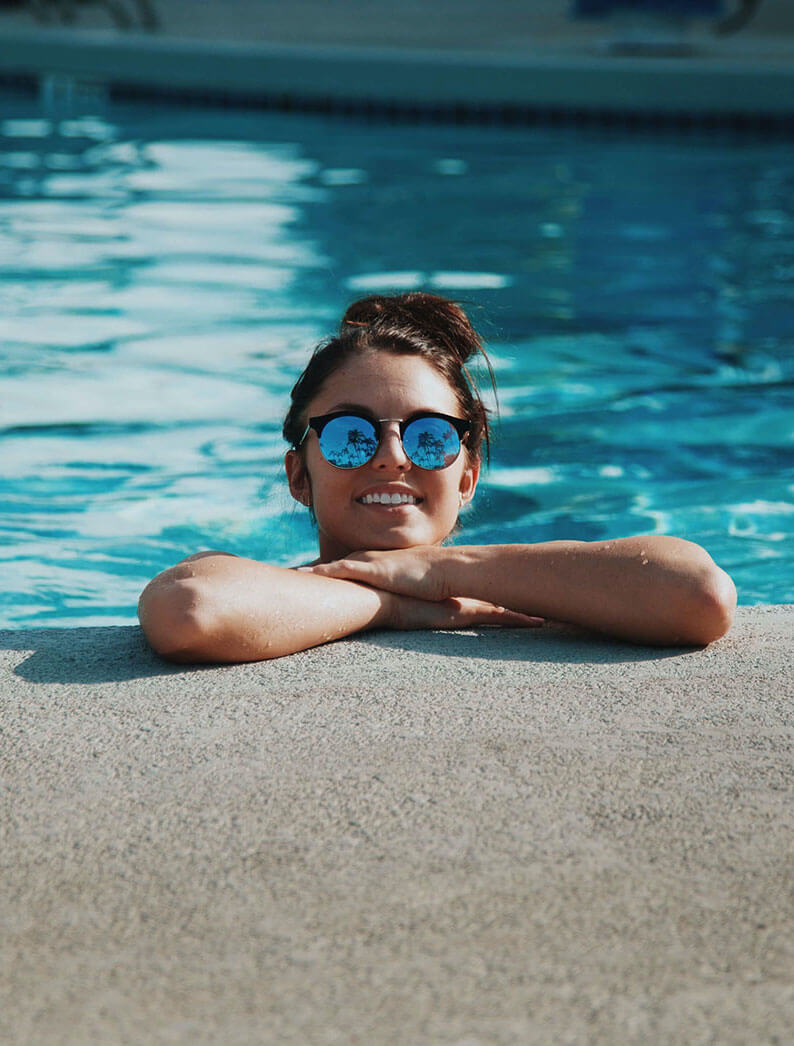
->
[[2, 606, 792, 1043], [1, 0, 793, 118]]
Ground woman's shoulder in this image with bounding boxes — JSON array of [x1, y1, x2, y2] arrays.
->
[[178, 550, 320, 565], [179, 550, 238, 564], [179, 550, 325, 572]]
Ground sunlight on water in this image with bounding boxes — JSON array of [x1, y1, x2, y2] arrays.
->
[[1, 92, 793, 625]]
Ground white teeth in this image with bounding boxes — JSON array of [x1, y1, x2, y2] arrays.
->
[[359, 492, 418, 505]]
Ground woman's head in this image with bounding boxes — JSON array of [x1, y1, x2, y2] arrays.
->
[[283, 292, 495, 560]]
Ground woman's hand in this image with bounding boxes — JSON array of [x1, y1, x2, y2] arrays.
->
[[301, 546, 452, 602], [303, 549, 543, 630], [379, 591, 544, 631]]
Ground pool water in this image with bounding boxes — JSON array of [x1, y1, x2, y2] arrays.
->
[[1, 90, 792, 626]]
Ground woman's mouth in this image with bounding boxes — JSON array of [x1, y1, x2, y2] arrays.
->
[[356, 491, 421, 506]]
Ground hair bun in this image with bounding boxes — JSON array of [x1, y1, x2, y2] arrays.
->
[[340, 292, 482, 365]]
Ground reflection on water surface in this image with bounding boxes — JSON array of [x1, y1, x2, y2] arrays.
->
[[1, 95, 792, 624]]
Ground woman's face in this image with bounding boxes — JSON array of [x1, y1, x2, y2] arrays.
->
[[285, 349, 480, 561]]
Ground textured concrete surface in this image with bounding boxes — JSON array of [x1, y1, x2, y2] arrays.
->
[[2, 606, 792, 1044]]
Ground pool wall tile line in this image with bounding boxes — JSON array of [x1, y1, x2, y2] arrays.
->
[[0, 28, 793, 124]]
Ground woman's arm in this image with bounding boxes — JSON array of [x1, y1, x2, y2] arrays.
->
[[306, 537, 737, 647], [137, 551, 541, 663]]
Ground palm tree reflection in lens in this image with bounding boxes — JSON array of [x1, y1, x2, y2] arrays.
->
[[325, 424, 378, 468], [406, 418, 458, 470]]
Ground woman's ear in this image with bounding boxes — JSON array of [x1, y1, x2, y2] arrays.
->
[[285, 450, 312, 507], [458, 458, 480, 508]]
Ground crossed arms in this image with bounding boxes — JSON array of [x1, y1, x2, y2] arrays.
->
[[138, 537, 736, 663]]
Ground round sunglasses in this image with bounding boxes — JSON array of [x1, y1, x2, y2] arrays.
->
[[300, 410, 471, 470]]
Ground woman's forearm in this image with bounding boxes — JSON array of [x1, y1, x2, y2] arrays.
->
[[441, 538, 736, 646], [138, 553, 390, 663], [139, 551, 543, 663]]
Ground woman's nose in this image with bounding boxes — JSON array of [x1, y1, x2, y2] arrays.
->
[[372, 422, 410, 470]]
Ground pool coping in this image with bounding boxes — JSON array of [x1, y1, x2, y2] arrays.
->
[[2, 605, 792, 1042], [1, 27, 793, 121]]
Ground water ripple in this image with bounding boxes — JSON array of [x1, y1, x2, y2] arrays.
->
[[2, 95, 793, 624]]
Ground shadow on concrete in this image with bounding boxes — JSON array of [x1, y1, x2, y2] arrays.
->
[[0, 625, 195, 684], [1, 620, 691, 685], [365, 624, 695, 664]]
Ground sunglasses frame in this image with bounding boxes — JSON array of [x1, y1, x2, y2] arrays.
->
[[299, 410, 471, 470]]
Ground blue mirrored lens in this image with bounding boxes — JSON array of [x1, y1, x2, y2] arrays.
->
[[402, 416, 461, 469], [319, 415, 378, 468]]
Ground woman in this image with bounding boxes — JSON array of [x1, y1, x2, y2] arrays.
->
[[138, 293, 736, 662]]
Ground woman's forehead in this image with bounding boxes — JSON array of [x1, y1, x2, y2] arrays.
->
[[311, 350, 460, 414]]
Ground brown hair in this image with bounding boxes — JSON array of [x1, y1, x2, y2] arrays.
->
[[282, 292, 495, 462]]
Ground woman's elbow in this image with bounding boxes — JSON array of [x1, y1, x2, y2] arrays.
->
[[682, 560, 737, 646], [138, 577, 213, 662]]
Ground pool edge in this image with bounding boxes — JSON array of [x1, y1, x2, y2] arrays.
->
[[1, 28, 793, 123]]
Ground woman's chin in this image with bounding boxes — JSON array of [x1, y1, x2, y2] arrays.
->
[[357, 525, 429, 550], [318, 523, 438, 558]]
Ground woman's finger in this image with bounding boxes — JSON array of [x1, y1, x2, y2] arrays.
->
[[299, 560, 363, 578], [386, 593, 543, 632], [446, 598, 544, 628]]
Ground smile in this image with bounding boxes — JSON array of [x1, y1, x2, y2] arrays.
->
[[357, 492, 421, 505]]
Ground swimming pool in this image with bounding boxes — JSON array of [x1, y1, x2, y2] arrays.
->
[[1, 89, 792, 626]]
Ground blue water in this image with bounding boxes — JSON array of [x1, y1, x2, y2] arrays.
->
[[1, 90, 792, 626]]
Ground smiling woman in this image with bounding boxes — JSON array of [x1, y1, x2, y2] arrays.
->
[[137, 292, 737, 661], [284, 352, 479, 560]]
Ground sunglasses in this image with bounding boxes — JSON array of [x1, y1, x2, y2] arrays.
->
[[300, 410, 471, 470]]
